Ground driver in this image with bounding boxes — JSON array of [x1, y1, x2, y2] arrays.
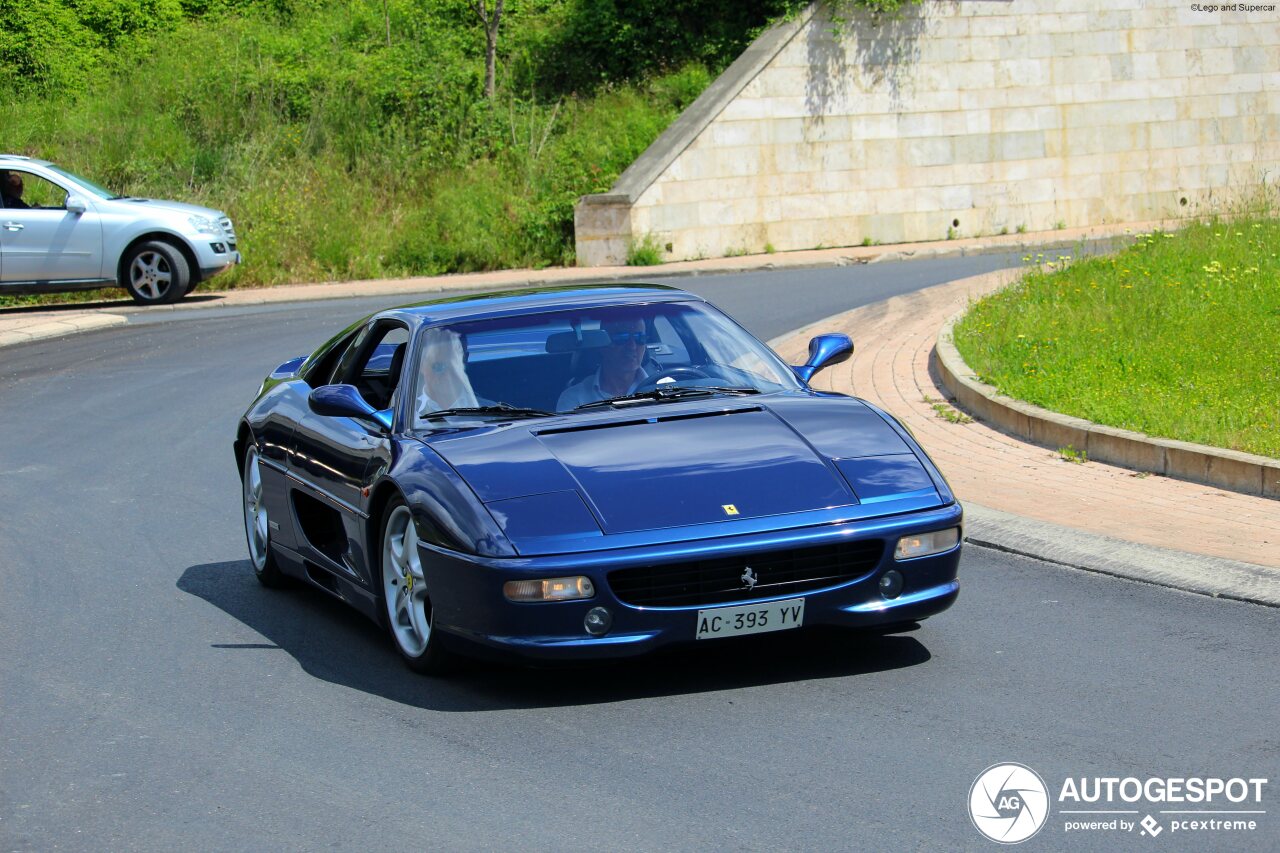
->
[[557, 316, 649, 410], [0, 171, 29, 209]]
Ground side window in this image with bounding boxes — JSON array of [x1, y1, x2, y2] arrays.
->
[[1, 170, 67, 210], [300, 329, 359, 388], [337, 322, 409, 411]]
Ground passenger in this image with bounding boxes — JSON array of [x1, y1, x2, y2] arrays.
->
[[413, 327, 478, 422], [557, 316, 649, 410], [0, 171, 29, 209]]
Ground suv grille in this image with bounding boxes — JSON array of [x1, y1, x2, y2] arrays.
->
[[607, 540, 885, 608]]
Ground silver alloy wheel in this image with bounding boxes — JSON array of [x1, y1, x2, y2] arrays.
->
[[130, 250, 173, 300], [242, 447, 269, 571], [383, 506, 431, 657]]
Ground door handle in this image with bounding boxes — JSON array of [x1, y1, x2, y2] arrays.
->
[[2, 222, 23, 231]]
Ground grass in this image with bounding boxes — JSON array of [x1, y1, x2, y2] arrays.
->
[[922, 394, 973, 424], [626, 233, 665, 266], [0, 0, 768, 307], [953, 214, 1280, 458], [1057, 445, 1088, 464], [0, 62, 699, 307]]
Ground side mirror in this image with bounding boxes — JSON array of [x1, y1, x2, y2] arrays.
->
[[308, 384, 392, 431], [792, 333, 853, 383], [65, 195, 87, 214]]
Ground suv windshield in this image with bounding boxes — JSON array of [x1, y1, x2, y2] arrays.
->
[[411, 301, 801, 427], [44, 165, 121, 200]]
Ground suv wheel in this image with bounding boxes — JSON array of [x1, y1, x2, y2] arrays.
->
[[122, 240, 190, 305]]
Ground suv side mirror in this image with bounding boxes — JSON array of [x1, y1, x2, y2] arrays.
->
[[65, 195, 87, 214], [792, 333, 853, 383], [308, 384, 392, 430]]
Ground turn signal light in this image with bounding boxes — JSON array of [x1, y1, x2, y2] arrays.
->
[[894, 527, 960, 561], [503, 576, 595, 602]]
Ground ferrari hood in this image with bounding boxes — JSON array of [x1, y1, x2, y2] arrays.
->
[[426, 396, 939, 540]]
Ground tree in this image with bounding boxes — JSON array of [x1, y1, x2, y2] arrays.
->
[[471, 0, 504, 98]]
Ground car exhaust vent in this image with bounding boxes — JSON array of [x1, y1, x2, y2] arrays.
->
[[536, 406, 761, 437], [608, 539, 885, 608]]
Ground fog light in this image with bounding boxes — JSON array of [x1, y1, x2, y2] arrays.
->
[[210, 242, 227, 254], [584, 606, 613, 636], [503, 576, 595, 602], [894, 527, 960, 561], [878, 569, 904, 599]]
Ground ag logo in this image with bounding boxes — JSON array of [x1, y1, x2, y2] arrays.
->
[[968, 763, 1050, 844]]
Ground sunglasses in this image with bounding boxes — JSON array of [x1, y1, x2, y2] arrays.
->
[[609, 331, 649, 346]]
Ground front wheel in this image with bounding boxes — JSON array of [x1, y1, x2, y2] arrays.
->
[[380, 501, 455, 674], [243, 445, 288, 587], [122, 240, 190, 305]]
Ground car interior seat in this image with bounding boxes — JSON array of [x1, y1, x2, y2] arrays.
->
[[379, 341, 407, 410]]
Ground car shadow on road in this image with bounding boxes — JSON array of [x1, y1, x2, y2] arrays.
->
[[179, 560, 934, 712]]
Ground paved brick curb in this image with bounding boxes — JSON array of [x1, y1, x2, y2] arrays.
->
[[935, 307, 1280, 501], [965, 504, 1280, 608], [0, 312, 127, 348]]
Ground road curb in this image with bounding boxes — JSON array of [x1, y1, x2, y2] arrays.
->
[[964, 504, 1280, 607], [935, 305, 1280, 500], [0, 312, 127, 347]]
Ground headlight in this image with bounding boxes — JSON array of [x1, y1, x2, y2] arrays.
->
[[188, 215, 222, 235], [894, 527, 960, 560], [503, 576, 595, 602]]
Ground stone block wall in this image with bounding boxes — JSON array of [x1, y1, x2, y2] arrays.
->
[[575, 0, 1280, 266]]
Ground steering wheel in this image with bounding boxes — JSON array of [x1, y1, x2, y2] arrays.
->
[[631, 366, 713, 394]]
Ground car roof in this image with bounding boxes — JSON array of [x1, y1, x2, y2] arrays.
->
[[0, 155, 48, 166], [380, 283, 704, 326]]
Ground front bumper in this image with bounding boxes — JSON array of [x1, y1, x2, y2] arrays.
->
[[422, 503, 963, 661], [199, 251, 241, 281], [193, 233, 241, 281]]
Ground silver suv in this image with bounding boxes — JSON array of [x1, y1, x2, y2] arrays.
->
[[0, 155, 241, 304]]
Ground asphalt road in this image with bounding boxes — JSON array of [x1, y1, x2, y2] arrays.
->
[[1, 256, 1277, 851]]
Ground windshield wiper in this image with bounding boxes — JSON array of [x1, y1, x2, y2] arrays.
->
[[422, 404, 554, 420], [574, 385, 760, 412]]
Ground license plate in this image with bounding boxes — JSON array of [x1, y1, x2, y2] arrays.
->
[[695, 598, 805, 640]]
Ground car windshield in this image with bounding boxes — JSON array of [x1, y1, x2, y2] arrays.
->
[[410, 301, 802, 427], [43, 164, 121, 200]]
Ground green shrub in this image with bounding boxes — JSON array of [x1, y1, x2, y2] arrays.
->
[[0, 1, 798, 301], [626, 233, 665, 266]]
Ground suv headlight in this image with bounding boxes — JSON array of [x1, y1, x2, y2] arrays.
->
[[188, 215, 222, 235]]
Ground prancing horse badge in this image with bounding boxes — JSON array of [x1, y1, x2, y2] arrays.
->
[[722, 504, 739, 516]]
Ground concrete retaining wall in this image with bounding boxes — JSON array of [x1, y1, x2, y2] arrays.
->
[[575, 0, 1280, 265]]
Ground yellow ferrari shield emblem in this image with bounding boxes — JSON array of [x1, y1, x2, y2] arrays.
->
[[722, 504, 739, 516]]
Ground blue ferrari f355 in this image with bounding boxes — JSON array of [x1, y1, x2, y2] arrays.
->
[[235, 284, 962, 673]]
